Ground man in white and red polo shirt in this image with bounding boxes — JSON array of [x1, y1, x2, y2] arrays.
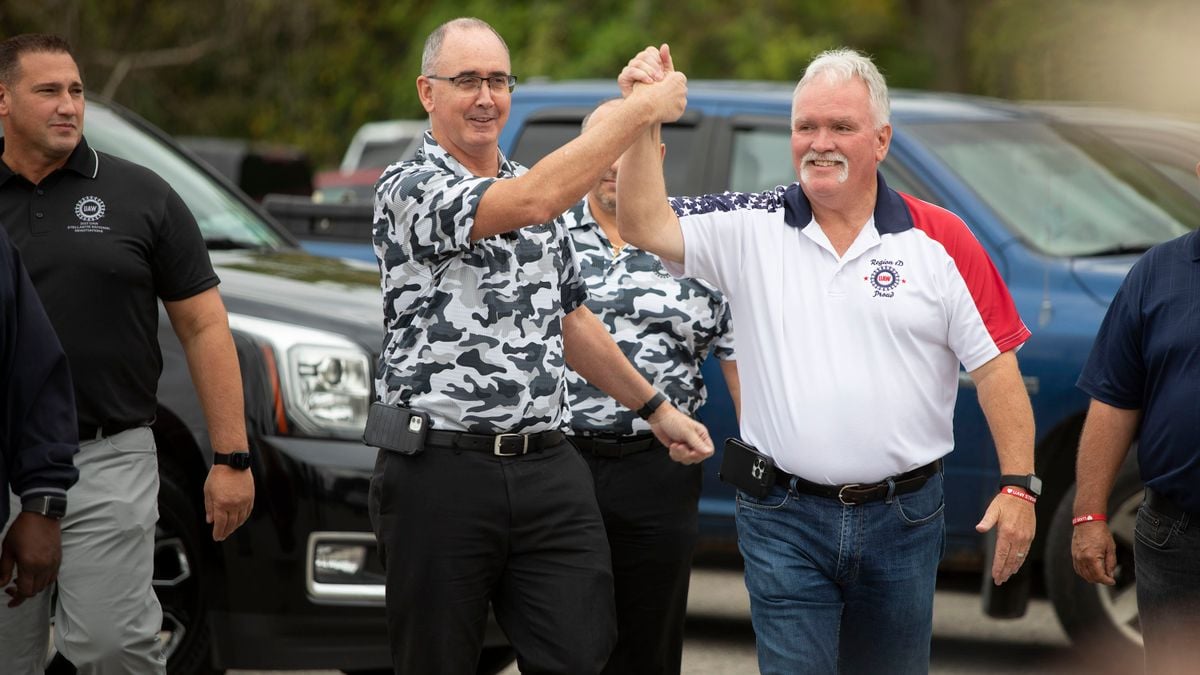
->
[[617, 46, 1037, 674]]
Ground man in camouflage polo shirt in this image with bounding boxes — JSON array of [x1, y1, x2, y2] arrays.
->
[[368, 18, 712, 675], [563, 99, 739, 675]]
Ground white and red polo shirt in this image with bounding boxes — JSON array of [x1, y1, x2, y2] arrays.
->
[[668, 174, 1030, 484]]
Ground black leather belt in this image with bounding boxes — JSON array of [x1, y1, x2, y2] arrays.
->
[[570, 434, 657, 458], [1146, 488, 1194, 520], [425, 429, 564, 456], [78, 422, 144, 441], [776, 459, 942, 505]]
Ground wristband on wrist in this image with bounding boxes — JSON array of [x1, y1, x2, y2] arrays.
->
[[1000, 485, 1037, 505], [636, 391, 668, 420], [1072, 513, 1108, 526]]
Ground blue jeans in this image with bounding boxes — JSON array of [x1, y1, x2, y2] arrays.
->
[[1135, 491, 1200, 675], [736, 471, 944, 675]]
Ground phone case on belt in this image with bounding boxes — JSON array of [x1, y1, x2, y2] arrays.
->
[[719, 438, 777, 499]]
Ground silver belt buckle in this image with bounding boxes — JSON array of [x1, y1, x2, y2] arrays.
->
[[493, 433, 528, 456], [838, 483, 864, 506]]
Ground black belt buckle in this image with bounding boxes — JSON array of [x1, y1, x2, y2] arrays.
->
[[493, 433, 529, 456]]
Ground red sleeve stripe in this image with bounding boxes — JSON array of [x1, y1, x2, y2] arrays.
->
[[900, 193, 1031, 353]]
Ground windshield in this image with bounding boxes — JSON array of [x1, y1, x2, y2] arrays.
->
[[83, 104, 285, 249], [906, 120, 1196, 257]]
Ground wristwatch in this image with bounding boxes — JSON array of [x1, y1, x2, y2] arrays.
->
[[22, 495, 68, 520], [999, 474, 1042, 497], [636, 391, 668, 420], [213, 451, 253, 470]]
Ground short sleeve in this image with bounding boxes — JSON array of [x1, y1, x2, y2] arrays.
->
[[374, 165, 495, 266], [1077, 261, 1146, 409], [556, 215, 587, 315], [712, 298, 736, 360], [152, 186, 219, 301]]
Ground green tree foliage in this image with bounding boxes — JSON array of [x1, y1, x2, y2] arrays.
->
[[2, 0, 1195, 168]]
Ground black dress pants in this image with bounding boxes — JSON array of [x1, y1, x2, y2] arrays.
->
[[580, 439, 703, 675], [369, 438, 616, 675]]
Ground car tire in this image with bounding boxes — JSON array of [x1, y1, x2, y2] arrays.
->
[[154, 464, 220, 675], [1044, 457, 1143, 661]]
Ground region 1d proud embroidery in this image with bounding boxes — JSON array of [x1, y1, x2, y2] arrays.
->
[[69, 195, 111, 233], [865, 258, 905, 297]]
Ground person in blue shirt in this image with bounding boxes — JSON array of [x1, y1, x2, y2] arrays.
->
[[0, 224, 78, 609], [1072, 161, 1200, 675]]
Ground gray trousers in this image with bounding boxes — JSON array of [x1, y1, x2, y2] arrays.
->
[[0, 427, 166, 675]]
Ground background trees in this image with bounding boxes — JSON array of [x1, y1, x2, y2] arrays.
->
[[2, 0, 1196, 167]]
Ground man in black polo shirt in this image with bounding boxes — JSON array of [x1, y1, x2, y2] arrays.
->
[[0, 33, 254, 674], [1072, 160, 1200, 675]]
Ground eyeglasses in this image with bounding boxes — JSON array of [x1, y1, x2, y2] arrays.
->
[[426, 74, 518, 94]]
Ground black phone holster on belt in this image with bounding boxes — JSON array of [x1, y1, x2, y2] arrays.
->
[[363, 402, 430, 455], [719, 438, 777, 498]]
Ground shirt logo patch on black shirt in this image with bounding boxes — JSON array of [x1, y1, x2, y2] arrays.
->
[[71, 196, 110, 233]]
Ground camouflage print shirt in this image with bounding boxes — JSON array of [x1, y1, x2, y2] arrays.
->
[[563, 200, 735, 436], [372, 132, 587, 433]]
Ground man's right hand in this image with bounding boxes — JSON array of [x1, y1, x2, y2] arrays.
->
[[619, 44, 687, 125], [0, 512, 63, 607], [1071, 521, 1117, 585], [619, 44, 674, 95], [648, 405, 714, 465]]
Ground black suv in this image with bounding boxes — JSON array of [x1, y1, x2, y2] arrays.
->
[[8, 100, 509, 674]]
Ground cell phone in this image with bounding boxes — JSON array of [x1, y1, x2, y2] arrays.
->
[[363, 402, 430, 455], [719, 438, 777, 499]]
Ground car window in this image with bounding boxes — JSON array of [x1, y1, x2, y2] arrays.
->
[[906, 120, 1196, 257], [729, 126, 933, 200], [358, 139, 418, 170], [83, 104, 284, 249], [510, 119, 698, 197]]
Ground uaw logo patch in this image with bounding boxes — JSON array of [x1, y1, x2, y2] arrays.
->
[[69, 196, 111, 234], [74, 196, 106, 222], [865, 258, 905, 298]]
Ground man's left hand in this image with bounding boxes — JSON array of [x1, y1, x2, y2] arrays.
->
[[204, 465, 254, 542], [975, 492, 1036, 585], [0, 513, 62, 607], [648, 405, 714, 464]]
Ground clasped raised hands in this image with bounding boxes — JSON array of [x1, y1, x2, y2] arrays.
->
[[619, 43, 687, 124]]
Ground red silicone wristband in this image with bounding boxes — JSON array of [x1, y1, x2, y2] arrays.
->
[[1072, 513, 1108, 526], [1001, 486, 1037, 504]]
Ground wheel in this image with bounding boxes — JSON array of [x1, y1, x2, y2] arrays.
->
[[154, 465, 220, 675], [1044, 457, 1143, 660]]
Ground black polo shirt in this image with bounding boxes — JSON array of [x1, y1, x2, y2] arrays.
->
[[1078, 230, 1200, 513], [0, 136, 218, 429]]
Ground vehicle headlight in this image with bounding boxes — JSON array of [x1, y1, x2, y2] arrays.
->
[[228, 314, 371, 439]]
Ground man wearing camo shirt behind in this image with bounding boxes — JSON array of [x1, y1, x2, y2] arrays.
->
[[564, 99, 740, 675], [367, 18, 712, 675]]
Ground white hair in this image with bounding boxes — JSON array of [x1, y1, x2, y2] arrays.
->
[[792, 48, 890, 129]]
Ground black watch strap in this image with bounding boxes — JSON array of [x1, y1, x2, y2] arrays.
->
[[214, 451, 252, 470], [999, 473, 1042, 497], [636, 391, 668, 420], [22, 495, 68, 519]]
